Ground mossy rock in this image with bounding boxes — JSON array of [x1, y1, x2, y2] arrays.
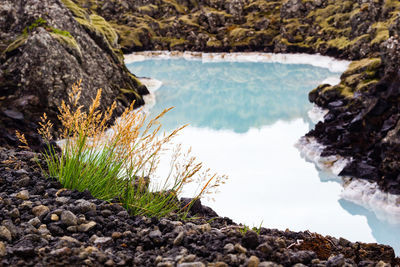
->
[[355, 79, 379, 92], [206, 39, 222, 48], [154, 37, 187, 49], [321, 58, 382, 99], [138, 4, 159, 14], [322, 84, 354, 98], [118, 88, 144, 106], [3, 34, 28, 55], [89, 14, 119, 48], [128, 73, 143, 87], [161, 0, 188, 14], [371, 22, 390, 45], [228, 27, 255, 46], [112, 24, 144, 48], [50, 32, 82, 60], [178, 15, 201, 28], [384, 0, 400, 11], [60, 0, 89, 19], [342, 58, 381, 77], [326, 36, 349, 50]]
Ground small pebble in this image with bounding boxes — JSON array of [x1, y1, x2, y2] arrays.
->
[[111, 232, 122, 239], [0, 241, 6, 256], [77, 221, 96, 232], [224, 243, 234, 253], [247, 255, 260, 267], [93, 236, 113, 246], [16, 190, 29, 200], [9, 208, 20, 218], [32, 205, 50, 217], [234, 243, 247, 254], [28, 217, 41, 227], [174, 231, 185, 246], [51, 214, 59, 221], [76, 199, 96, 213], [0, 226, 12, 242], [61, 210, 77, 226], [177, 262, 205, 267]]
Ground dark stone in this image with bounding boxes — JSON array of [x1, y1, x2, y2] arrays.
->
[[242, 230, 259, 249], [3, 110, 24, 121], [340, 161, 379, 181], [326, 254, 345, 267]]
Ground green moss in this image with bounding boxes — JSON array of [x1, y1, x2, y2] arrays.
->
[[227, 27, 257, 46], [154, 37, 187, 48], [326, 34, 370, 50], [206, 39, 222, 47], [322, 58, 382, 98], [178, 15, 200, 28], [208, 8, 233, 18], [51, 28, 73, 38], [343, 58, 381, 76], [229, 27, 250, 37], [111, 22, 152, 48], [3, 35, 28, 54], [23, 18, 47, 34], [384, 0, 400, 10], [138, 4, 158, 13], [322, 84, 354, 98], [371, 22, 390, 45], [161, 0, 188, 14], [244, 0, 280, 13], [278, 37, 311, 48], [4, 17, 76, 55], [89, 14, 119, 48], [128, 73, 143, 87], [355, 79, 379, 92], [60, 0, 88, 19], [118, 88, 143, 105], [50, 32, 81, 56]]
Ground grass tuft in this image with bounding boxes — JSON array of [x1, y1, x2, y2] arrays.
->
[[27, 80, 227, 218]]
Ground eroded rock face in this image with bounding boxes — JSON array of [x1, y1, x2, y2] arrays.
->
[[0, 0, 148, 148]]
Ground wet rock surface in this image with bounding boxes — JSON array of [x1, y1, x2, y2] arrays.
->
[[0, 147, 398, 266]]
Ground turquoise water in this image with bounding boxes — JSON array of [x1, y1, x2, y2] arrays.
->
[[127, 58, 400, 254]]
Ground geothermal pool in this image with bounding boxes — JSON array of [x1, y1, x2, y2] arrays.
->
[[126, 53, 400, 254]]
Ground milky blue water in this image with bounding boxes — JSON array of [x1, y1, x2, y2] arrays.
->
[[127, 58, 400, 254]]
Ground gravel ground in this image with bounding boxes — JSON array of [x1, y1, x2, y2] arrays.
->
[[0, 147, 398, 267]]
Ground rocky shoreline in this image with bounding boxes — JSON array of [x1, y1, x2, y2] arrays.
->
[[0, 147, 399, 266]]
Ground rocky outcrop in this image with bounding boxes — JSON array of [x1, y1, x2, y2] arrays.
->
[[308, 37, 400, 194], [0, 0, 149, 149], [66, 0, 398, 60], [0, 147, 398, 266]]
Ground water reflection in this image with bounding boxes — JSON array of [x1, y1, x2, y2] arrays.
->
[[339, 199, 400, 253], [128, 59, 332, 132], [128, 58, 399, 255]]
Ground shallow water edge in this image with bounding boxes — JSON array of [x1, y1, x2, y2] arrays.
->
[[126, 52, 400, 251], [125, 51, 350, 73]]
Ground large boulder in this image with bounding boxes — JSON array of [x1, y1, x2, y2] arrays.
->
[[0, 0, 148, 148]]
